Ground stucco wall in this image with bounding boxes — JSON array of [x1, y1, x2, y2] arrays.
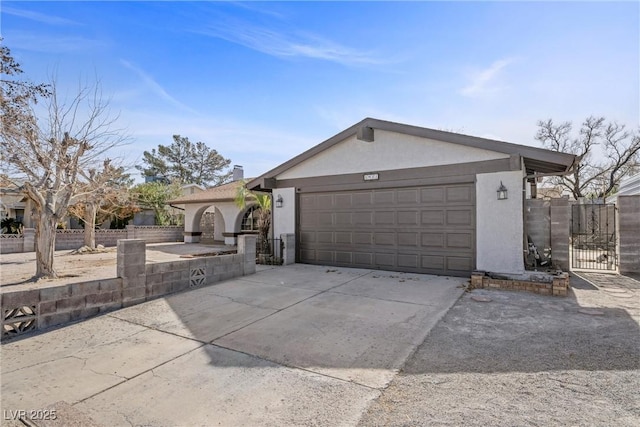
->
[[476, 170, 525, 275], [278, 130, 510, 180], [272, 187, 296, 241]]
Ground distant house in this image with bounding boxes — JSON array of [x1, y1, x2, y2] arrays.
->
[[0, 178, 34, 228], [608, 173, 640, 203], [169, 166, 260, 245], [133, 183, 207, 226]]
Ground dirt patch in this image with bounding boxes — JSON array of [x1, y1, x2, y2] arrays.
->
[[180, 250, 237, 258], [359, 277, 640, 426]]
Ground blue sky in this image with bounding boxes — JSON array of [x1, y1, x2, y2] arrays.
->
[[2, 1, 638, 181]]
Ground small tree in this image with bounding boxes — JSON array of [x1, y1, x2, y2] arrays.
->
[[536, 116, 640, 199], [234, 181, 271, 254], [1, 44, 128, 278], [67, 160, 135, 248], [137, 135, 232, 186], [132, 181, 183, 226]]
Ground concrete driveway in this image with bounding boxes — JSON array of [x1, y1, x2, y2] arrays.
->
[[1, 264, 467, 426]]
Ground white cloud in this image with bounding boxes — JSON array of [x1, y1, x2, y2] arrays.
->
[[459, 58, 517, 97], [119, 60, 198, 115], [7, 31, 108, 53], [195, 21, 382, 66], [2, 6, 81, 26]]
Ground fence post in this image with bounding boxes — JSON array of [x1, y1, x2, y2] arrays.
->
[[618, 195, 640, 274], [550, 197, 570, 271], [238, 234, 256, 275], [23, 228, 35, 252], [281, 233, 295, 265], [117, 239, 146, 307]]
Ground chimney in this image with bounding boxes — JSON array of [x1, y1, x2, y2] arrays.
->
[[233, 165, 244, 181]]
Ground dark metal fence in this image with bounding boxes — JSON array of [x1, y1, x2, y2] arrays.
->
[[256, 237, 283, 265], [570, 203, 617, 271]]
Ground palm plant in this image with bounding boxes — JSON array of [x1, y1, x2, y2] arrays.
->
[[234, 181, 272, 255]]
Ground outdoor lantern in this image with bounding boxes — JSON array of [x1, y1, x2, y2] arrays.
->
[[497, 181, 508, 200], [275, 194, 284, 208]]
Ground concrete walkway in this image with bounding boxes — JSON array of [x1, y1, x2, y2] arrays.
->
[[0, 264, 467, 426]]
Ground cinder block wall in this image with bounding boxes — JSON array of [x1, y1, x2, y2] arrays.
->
[[1, 235, 257, 340], [0, 236, 24, 254], [55, 230, 128, 250], [618, 195, 640, 274]]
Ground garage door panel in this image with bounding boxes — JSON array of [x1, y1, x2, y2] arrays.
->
[[317, 194, 333, 208], [421, 210, 445, 226], [300, 231, 316, 244], [353, 232, 373, 245], [300, 249, 316, 261], [421, 232, 445, 248], [334, 193, 352, 208], [447, 185, 473, 203], [398, 211, 419, 225], [375, 211, 395, 225], [397, 254, 419, 268], [447, 233, 473, 249], [374, 190, 395, 205], [397, 189, 419, 203], [335, 232, 352, 244], [335, 252, 352, 263], [422, 255, 445, 270], [375, 253, 396, 266], [318, 212, 333, 226], [317, 232, 334, 243], [335, 212, 352, 225], [354, 252, 373, 265], [446, 209, 473, 226], [375, 232, 395, 245], [421, 187, 445, 203], [355, 212, 374, 225], [298, 183, 475, 276], [447, 256, 473, 272], [398, 232, 418, 246], [300, 212, 318, 227], [353, 192, 373, 206], [316, 251, 334, 263], [300, 195, 317, 209]]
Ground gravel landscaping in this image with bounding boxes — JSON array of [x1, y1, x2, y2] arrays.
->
[[359, 274, 640, 426]]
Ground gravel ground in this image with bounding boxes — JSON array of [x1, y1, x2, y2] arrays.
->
[[359, 274, 640, 427]]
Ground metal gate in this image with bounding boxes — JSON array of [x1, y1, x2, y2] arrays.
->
[[570, 203, 617, 270]]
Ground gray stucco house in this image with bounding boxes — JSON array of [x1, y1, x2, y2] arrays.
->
[[246, 118, 577, 277]]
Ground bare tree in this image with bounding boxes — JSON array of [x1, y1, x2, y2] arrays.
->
[[68, 160, 135, 249], [535, 116, 640, 199], [1, 52, 127, 278]]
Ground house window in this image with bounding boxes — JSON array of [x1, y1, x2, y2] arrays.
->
[[241, 206, 261, 232]]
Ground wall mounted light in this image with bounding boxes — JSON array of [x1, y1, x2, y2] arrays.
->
[[497, 181, 508, 200], [275, 194, 284, 208]]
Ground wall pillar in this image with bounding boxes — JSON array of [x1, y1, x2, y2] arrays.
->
[[281, 233, 295, 265], [23, 228, 35, 252], [618, 195, 640, 274], [117, 239, 146, 307], [183, 231, 202, 243], [238, 234, 256, 275], [550, 197, 570, 271]]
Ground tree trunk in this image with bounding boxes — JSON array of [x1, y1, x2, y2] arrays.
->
[[84, 202, 97, 248], [35, 213, 58, 279]]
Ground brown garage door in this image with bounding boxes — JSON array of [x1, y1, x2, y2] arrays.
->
[[298, 183, 475, 276]]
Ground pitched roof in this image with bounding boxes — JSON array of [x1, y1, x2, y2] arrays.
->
[[248, 117, 578, 190], [168, 179, 254, 204]]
